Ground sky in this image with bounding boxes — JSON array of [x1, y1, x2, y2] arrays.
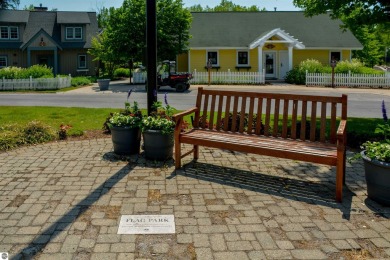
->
[[17, 0, 299, 12]]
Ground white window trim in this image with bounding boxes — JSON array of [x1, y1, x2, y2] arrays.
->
[[236, 50, 250, 66], [66, 27, 83, 40], [0, 56, 8, 68], [206, 50, 219, 67], [329, 50, 342, 63], [78, 54, 87, 69]]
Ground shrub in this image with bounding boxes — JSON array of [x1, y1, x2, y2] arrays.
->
[[0, 67, 24, 79], [299, 59, 323, 73], [285, 67, 306, 85], [22, 65, 54, 78], [71, 77, 91, 87], [114, 68, 130, 78], [21, 121, 56, 144]]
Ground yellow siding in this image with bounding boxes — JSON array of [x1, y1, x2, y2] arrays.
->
[[219, 49, 235, 71], [190, 50, 206, 72], [341, 50, 351, 61], [249, 48, 258, 72], [177, 53, 188, 72], [293, 50, 329, 66]]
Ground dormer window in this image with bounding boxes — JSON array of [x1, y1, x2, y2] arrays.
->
[[0, 26, 19, 40], [66, 27, 82, 40]]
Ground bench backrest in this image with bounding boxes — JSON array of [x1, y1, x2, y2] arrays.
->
[[193, 87, 347, 144]]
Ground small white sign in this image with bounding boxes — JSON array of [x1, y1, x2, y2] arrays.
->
[[118, 215, 175, 234]]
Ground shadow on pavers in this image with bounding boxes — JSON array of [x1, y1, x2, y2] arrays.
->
[[169, 161, 355, 220], [12, 152, 139, 259]]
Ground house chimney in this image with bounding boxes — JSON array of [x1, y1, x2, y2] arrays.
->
[[274, 7, 277, 11], [34, 3, 48, 11]]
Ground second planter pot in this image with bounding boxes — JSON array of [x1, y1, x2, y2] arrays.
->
[[111, 126, 141, 155], [143, 130, 174, 160]]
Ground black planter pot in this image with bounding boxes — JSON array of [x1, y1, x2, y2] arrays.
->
[[111, 126, 141, 155], [361, 151, 390, 206], [143, 130, 174, 160]]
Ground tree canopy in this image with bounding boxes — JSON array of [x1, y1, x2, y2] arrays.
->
[[0, 0, 19, 9], [293, 0, 390, 26], [187, 0, 264, 12]]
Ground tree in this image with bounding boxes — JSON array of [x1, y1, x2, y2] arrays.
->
[[293, 0, 390, 26], [94, 0, 191, 65], [0, 0, 19, 9], [187, 0, 264, 12]]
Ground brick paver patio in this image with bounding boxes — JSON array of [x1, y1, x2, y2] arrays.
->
[[0, 138, 389, 259]]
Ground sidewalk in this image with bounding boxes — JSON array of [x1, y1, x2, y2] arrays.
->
[[0, 138, 390, 259], [69, 79, 390, 96]]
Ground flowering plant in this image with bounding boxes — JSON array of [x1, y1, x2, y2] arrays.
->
[[360, 100, 390, 163], [141, 93, 176, 135], [107, 89, 142, 129]]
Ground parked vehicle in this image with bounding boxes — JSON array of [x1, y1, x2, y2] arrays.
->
[[145, 60, 192, 92]]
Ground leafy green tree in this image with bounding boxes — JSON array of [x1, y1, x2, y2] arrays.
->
[[187, 0, 263, 12], [0, 0, 19, 9], [94, 0, 191, 65], [293, 0, 389, 26]]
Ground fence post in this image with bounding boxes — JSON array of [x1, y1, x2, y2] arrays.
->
[[29, 76, 33, 90]]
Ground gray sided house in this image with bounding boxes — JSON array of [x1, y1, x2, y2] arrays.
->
[[0, 9, 99, 76]]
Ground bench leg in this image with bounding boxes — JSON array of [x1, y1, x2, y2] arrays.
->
[[194, 145, 199, 160], [175, 141, 181, 169], [335, 150, 346, 202]]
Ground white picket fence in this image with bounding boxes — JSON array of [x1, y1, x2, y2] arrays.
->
[[0, 76, 72, 90], [191, 69, 265, 84], [132, 70, 266, 85], [306, 71, 390, 88]]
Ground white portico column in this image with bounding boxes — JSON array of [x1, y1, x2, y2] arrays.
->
[[288, 45, 293, 71], [257, 45, 264, 73]]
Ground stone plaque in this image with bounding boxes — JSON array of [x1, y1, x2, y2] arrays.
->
[[117, 215, 175, 234]]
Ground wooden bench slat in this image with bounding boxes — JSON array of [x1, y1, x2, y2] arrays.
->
[[209, 94, 216, 130], [330, 102, 337, 144], [282, 99, 289, 138], [231, 96, 239, 132], [264, 98, 271, 136], [247, 97, 255, 134], [291, 100, 298, 139], [223, 96, 231, 131], [255, 98, 263, 135], [273, 99, 280, 137], [216, 95, 224, 131], [310, 101, 317, 142], [202, 93, 209, 128], [239, 97, 247, 133], [320, 102, 327, 142], [300, 100, 307, 141]]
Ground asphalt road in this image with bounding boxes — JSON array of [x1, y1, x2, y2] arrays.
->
[[0, 82, 389, 118]]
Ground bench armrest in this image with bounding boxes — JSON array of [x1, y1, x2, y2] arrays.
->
[[172, 107, 198, 123], [337, 119, 347, 147]]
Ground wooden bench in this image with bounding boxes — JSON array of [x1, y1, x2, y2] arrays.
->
[[173, 87, 348, 202]]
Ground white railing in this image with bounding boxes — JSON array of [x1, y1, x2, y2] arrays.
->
[[191, 69, 265, 85], [0, 76, 72, 90], [132, 70, 266, 85], [306, 71, 390, 88]]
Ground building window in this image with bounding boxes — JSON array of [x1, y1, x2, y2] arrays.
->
[[0, 26, 18, 39], [330, 51, 341, 62], [237, 51, 249, 65], [66, 27, 83, 40], [207, 51, 218, 66], [0, 56, 7, 68], [78, 54, 87, 68]]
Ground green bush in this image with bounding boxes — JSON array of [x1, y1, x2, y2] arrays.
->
[[21, 121, 56, 144], [299, 59, 323, 73], [114, 68, 130, 78], [285, 67, 306, 85], [71, 77, 91, 87], [0, 65, 53, 79]]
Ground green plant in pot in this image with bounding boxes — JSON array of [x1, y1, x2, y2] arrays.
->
[[141, 93, 176, 160], [359, 100, 390, 206], [107, 89, 142, 155]]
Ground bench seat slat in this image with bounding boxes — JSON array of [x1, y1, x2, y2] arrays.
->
[[180, 129, 337, 165]]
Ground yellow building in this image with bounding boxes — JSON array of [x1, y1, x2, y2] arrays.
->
[[178, 12, 362, 80]]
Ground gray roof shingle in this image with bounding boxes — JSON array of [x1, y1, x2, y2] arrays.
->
[[189, 12, 362, 49], [57, 12, 91, 24], [0, 10, 29, 23]]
